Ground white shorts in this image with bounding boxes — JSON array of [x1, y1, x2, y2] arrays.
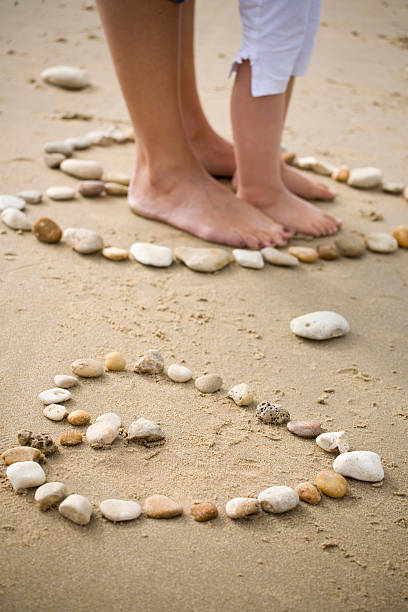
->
[[230, 0, 322, 96]]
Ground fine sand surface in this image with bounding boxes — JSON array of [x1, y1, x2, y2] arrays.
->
[[1, 1, 408, 610]]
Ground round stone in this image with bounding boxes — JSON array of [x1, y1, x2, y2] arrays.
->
[[7, 461, 46, 491], [331, 166, 350, 182], [1, 446, 44, 466], [288, 246, 318, 263], [174, 246, 233, 272], [59, 494, 92, 525], [256, 401, 290, 424], [365, 233, 398, 254], [334, 234, 366, 257], [167, 364, 193, 383], [53, 374, 78, 389], [71, 358, 104, 378], [295, 482, 321, 505], [95, 412, 122, 428], [99, 499, 142, 522], [18, 190, 42, 204], [333, 451, 384, 482], [59, 431, 83, 446], [43, 404, 68, 421], [317, 244, 339, 260], [43, 141, 73, 156], [258, 486, 299, 513], [35, 482, 67, 510], [261, 247, 299, 267], [41, 66, 90, 90], [46, 186, 76, 201], [0, 195, 25, 211], [127, 418, 164, 444], [63, 228, 104, 254], [102, 247, 129, 261], [143, 494, 183, 519], [225, 497, 259, 519], [1, 208, 32, 231], [227, 383, 253, 406], [290, 311, 350, 341], [78, 180, 105, 197], [33, 217, 62, 243], [190, 502, 219, 522], [86, 421, 119, 448], [44, 153, 66, 168], [38, 388, 71, 405], [105, 351, 126, 371], [392, 226, 408, 248], [67, 410, 91, 426], [287, 421, 323, 438], [195, 374, 222, 394], [130, 242, 173, 267], [315, 470, 348, 498], [60, 159, 103, 180]]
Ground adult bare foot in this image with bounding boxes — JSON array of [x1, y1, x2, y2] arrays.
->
[[188, 129, 236, 177], [281, 162, 336, 201]]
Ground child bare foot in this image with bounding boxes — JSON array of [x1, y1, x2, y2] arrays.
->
[[281, 162, 336, 201]]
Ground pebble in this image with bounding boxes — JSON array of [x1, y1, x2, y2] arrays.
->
[[335, 233, 366, 257], [78, 180, 105, 197], [287, 421, 323, 438], [227, 383, 253, 406], [41, 65, 90, 90], [60, 159, 103, 180], [53, 374, 78, 389], [45, 153, 66, 169], [348, 167, 383, 189], [290, 311, 350, 340], [86, 130, 115, 146], [310, 159, 336, 176], [1, 208, 32, 231], [18, 190, 42, 205], [317, 244, 339, 260], [127, 418, 164, 444], [382, 182, 404, 195], [33, 217, 62, 243], [67, 410, 91, 426], [316, 431, 350, 453], [392, 226, 408, 248], [404, 186, 408, 202], [134, 349, 164, 374], [1, 446, 44, 465], [71, 358, 104, 377], [7, 461, 46, 491], [43, 404, 68, 421], [258, 486, 299, 513], [174, 246, 233, 272], [18, 431, 57, 455], [46, 186, 76, 201], [225, 497, 260, 519], [282, 151, 297, 165], [190, 502, 219, 522], [86, 421, 119, 448], [99, 499, 142, 522], [95, 412, 122, 428], [315, 470, 348, 498], [333, 450, 384, 482], [232, 249, 264, 269], [365, 232, 398, 254], [103, 171, 130, 185], [105, 182, 128, 196], [295, 482, 321, 505], [64, 136, 93, 150], [60, 431, 83, 446], [130, 242, 173, 267], [63, 228, 104, 254], [102, 247, 129, 261], [256, 401, 290, 424], [43, 141, 73, 156], [38, 387, 71, 405], [295, 156, 317, 170], [261, 247, 299, 267], [35, 482, 67, 510], [59, 494, 93, 525], [105, 351, 126, 371], [332, 166, 350, 182], [143, 494, 183, 519], [167, 364, 193, 383], [195, 374, 223, 393], [0, 195, 25, 211], [288, 246, 318, 263]]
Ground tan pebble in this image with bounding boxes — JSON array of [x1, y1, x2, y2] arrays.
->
[[102, 247, 129, 261], [71, 358, 104, 378], [67, 410, 91, 426], [190, 502, 219, 522], [288, 246, 318, 263], [225, 497, 260, 519], [143, 494, 183, 519], [78, 180, 105, 197], [1, 446, 44, 465], [227, 383, 253, 406], [403, 186, 408, 202], [195, 374, 223, 393], [317, 244, 339, 260], [44, 153, 66, 168], [295, 482, 321, 505], [105, 351, 126, 371], [392, 226, 408, 248], [331, 166, 350, 182], [335, 233, 366, 257], [103, 171, 130, 186], [282, 151, 296, 165], [287, 421, 323, 438], [59, 431, 83, 446], [105, 182, 128, 196], [315, 470, 348, 498], [33, 217, 62, 244]]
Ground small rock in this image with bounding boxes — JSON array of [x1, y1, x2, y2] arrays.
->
[[225, 497, 260, 519], [288, 246, 318, 263], [316, 431, 350, 453], [195, 374, 222, 393], [7, 461, 46, 491], [60, 159, 103, 180], [294, 156, 317, 170], [103, 171, 130, 185], [33, 217, 62, 243], [282, 151, 297, 165], [331, 166, 350, 182], [86, 421, 119, 448], [35, 482, 67, 510], [95, 412, 122, 428], [43, 141, 73, 156], [315, 470, 348, 498], [167, 364, 193, 383], [335, 233, 366, 257], [382, 181, 404, 195], [1, 447, 44, 465], [261, 247, 299, 267], [348, 167, 383, 189], [1, 208, 32, 231], [0, 195, 25, 211], [105, 182, 128, 196], [143, 494, 183, 518], [78, 180, 105, 197], [317, 244, 339, 260], [174, 246, 233, 272], [67, 410, 91, 426], [227, 383, 253, 406], [43, 404, 68, 422], [41, 65, 90, 90], [46, 186, 76, 201], [60, 431, 83, 446], [404, 186, 408, 202], [53, 374, 78, 389], [287, 421, 323, 438], [365, 232, 398, 254], [232, 249, 264, 269], [127, 418, 164, 444], [392, 226, 408, 248], [86, 130, 116, 146], [102, 247, 129, 261], [17, 431, 57, 455], [134, 349, 164, 374], [295, 482, 321, 505], [63, 227, 104, 254], [71, 358, 104, 377], [333, 450, 384, 482], [18, 190, 42, 205], [38, 387, 71, 405], [130, 242, 173, 267], [310, 160, 336, 176], [105, 351, 126, 371], [256, 401, 290, 424], [45, 153, 66, 168], [64, 136, 93, 150], [190, 502, 219, 522], [258, 486, 299, 513], [59, 494, 92, 525], [100, 499, 142, 522], [290, 311, 350, 340]]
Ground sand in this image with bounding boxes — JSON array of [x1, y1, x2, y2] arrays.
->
[[1, 1, 408, 610]]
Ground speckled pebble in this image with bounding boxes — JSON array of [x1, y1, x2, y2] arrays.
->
[[195, 374, 222, 394], [290, 311, 350, 341], [315, 470, 348, 498], [256, 401, 290, 424], [190, 502, 219, 522], [67, 410, 91, 426]]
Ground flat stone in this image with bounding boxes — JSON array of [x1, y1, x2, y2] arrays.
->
[[100, 499, 142, 522], [33, 217, 62, 243], [59, 494, 92, 525], [103, 171, 130, 185], [1, 446, 44, 465], [288, 246, 318, 263], [86, 422, 119, 448], [190, 502, 219, 522], [348, 167, 383, 189], [294, 156, 317, 170], [392, 226, 408, 248], [134, 349, 164, 374], [0, 195, 25, 211], [225, 497, 260, 519], [18, 190, 42, 204], [290, 311, 350, 340], [282, 151, 296, 165], [41, 65, 90, 90], [38, 388, 71, 405], [232, 249, 264, 269], [86, 130, 116, 146], [287, 421, 323, 438], [64, 136, 93, 150], [335, 233, 366, 257], [105, 351, 126, 371], [315, 470, 348, 498], [382, 181, 404, 194], [78, 180, 105, 197], [310, 160, 336, 176], [175, 247, 233, 272], [59, 431, 83, 446], [130, 242, 173, 267], [45, 153, 66, 168], [365, 232, 398, 254], [43, 141, 73, 156], [53, 374, 78, 388], [7, 461, 46, 491], [317, 244, 339, 260], [227, 383, 253, 406], [195, 374, 222, 393], [331, 166, 350, 182], [60, 159, 103, 180], [71, 358, 104, 377], [333, 450, 384, 482], [43, 404, 68, 421], [127, 418, 164, 444], [167, 364, 193, 383], [295, 482, 321, 505], [17, 431, 57, 456], [63, 228, 104, 254], [35, 482, 67, 510], [258, 486, 299, 513], [46, 186, 76, 201], [143, 494, 183, 518], [261, 247, 299, 267], [95, 412, 122, 428], [316, 431, 350, 453], [67, 410, 91, 426], [102, 247, 129, 261], [256, 401, 290, 424], [105, 182, 128, 196], [1, 208, 32, 231]]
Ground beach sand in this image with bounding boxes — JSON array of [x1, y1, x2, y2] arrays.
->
[[0, 1, 407, 610]]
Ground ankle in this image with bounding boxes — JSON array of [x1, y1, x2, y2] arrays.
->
[[237, 180, 286, 207], [133, 147, 198, 193]]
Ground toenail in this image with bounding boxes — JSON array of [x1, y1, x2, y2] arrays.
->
[[335, 217, 343, 223]]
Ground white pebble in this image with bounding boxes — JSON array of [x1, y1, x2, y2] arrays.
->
[[348, 167, 383, 189], [310, 159, 336, 176], [71, 358, 104, 378], [60, 159, 103, 180], [333, 451, 384, 482], [35, 482, 67, 510], [38, 387, 71, 405], [18, 190, 42, 204], [53, 374, 78, 389], [227, 383, 253, 406], [382, 182, 404, 195], [174, 246, 233, 273], [316, 431, 350, 453], [41, 66, 90, 90], [225, 497, 259, 519], [46, 186, 76, 201], [290, 311, 350, 340], [130, 242, 173, 267], [99, 499, 142, 522], [167, 364, 193, 383], [258, 486, 299, 513], [365, 233, 398, 254], [0, 195, 25, 211], [1, 208, 32, 231], [95, 412, 122, 428], [294, 156, 317, 170], [261, 247, 299, 267], [59, 494, 92, 525], [86, 421, 119, 448], [43, 141, 73, 156], [127, 418, 164, 443], [86, 130, 115, 146], [63, 227, 104, 254], [7, 461, 46, 491], [232, 249, 264, 269], [64, 136, 93, 150], [43, 404, 68, 421]]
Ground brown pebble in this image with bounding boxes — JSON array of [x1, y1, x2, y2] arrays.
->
[[392, 226, 408, 248], [78, 180, 105, 197], [67, 410, 91, 426], [190, 502, 219, 522], [288, 246, 318, 263], [33, 217, 62, 244], [331, 166, 350, 182], [44, 153, 66, 168], [105, 182, 128, 196], [60, 431, 83, 446], [1, 446, 45, 465], [315, 470, 348, 498], [282, 151, 296, 165], [317, 244, 339, 260], [295, 482, 321, 505], [287, 421, 323, 438], [143, 494, 183, 519]]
